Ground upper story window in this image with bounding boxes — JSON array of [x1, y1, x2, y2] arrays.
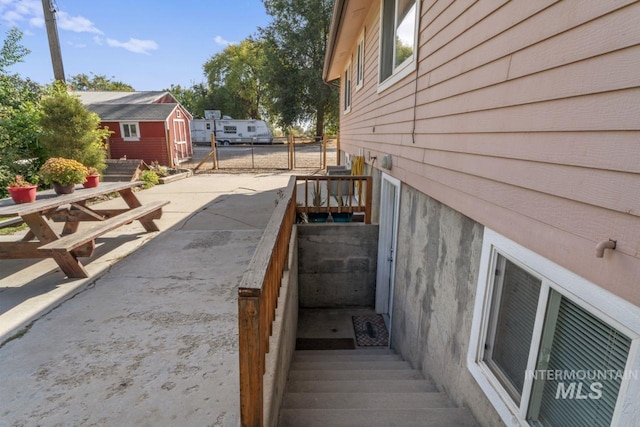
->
[[344, 60, 352, 113], [121, 122, 139, 141], [468, 229, 640, 426], [355, 31, 365, 90], [379, 0, 418, 89]]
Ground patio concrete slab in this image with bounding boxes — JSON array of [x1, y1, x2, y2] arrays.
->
[[0, 172, 292, 427]]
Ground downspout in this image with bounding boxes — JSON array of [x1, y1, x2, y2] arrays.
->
[[411, 1, 423, 144]]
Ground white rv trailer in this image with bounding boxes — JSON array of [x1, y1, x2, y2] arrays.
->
[[190, 118, 273, 146]]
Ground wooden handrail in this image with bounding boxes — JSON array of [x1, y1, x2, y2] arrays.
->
[[238, 176, 297, 427], [237, 174, 372, 426], [295, 175, 372, 224]]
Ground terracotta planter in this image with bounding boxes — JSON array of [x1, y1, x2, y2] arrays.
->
[[83, 174, 100, 188], [53, 182, 75, 195], [8, 186, 37, 204]]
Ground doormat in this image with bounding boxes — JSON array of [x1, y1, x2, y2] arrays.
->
[[296, 338, 356, 350], [352, 315, 389, 347]]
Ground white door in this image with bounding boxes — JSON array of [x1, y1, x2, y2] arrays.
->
[[376, 174, 401, 331]]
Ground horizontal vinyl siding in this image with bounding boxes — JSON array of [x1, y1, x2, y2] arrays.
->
[[340, 0, 640, 305]]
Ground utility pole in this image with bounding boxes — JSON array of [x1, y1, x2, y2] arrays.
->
[[41, 0, 65, 82]]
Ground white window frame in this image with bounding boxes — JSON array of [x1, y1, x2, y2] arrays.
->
[[377, 0, 419, 93], [120, 122, 140, 141], [355, 30, 365, 91], [468, 228, 640, 426], [343, 59, 352, 114]]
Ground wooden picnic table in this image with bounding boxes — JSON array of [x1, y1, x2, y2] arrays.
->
[[0, 181, 169, 278]]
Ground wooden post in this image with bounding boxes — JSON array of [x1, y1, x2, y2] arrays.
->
[[41, 0, 65, 82], [365, 176, 373, 224], [322, 134, 327, 170], [210, 133, 218, 170], [336, 132, 340, 166], [288, 134, 294, 170], [238, 293, 263, 427]]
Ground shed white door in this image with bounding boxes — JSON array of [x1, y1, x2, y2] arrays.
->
[[376, 173, 400, 331]]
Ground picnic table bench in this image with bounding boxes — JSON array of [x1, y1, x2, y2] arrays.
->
[[0, 181, 169, 278]]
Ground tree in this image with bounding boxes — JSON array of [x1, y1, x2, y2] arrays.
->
[[68, 73, 134, 91], [203, 38, 267, 119], [38, 83, 111, 172], [165, 83, 214, 118], [0, 28, 42, 197], [0, 27, 30, 74], [260, 0, 338, 135]]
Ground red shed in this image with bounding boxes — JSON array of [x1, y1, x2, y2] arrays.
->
[[76, 91, 193, 167]]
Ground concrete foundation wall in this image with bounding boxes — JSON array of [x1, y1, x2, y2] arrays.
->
[[390, 184, 503, 427], [298, 224, 378, 308], [264, 227, 299, 427]]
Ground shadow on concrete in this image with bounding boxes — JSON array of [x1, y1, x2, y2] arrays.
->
[[0, 233, 144, 317]]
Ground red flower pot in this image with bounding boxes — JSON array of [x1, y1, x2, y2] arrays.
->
[[83, 174, 100, 188], [8, 186, 37, 204]]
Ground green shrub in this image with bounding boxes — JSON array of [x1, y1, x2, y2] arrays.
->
[[140, 170, 159, 188]]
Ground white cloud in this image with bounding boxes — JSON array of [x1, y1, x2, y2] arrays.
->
[[67, 41, 86, 48], [106, 37, 159, 55], [0, 1, 101, 35], [93, 36, 103, 46], [214, 35, 235, 47], [29, 16, 43, 27], [56, 11, 102, 34]]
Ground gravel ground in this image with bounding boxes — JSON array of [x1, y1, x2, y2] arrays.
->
[[185, 140, 337, 173]]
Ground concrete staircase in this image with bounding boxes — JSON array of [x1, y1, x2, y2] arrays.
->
[[279, 348, 478, 426]]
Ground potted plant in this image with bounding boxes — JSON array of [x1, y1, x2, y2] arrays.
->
[[39, 157, 88, 195], [308, 184, 329, 223], [83, 167, 100, 188], [331, 194, 353, 223], [7, 175, 38, 204]]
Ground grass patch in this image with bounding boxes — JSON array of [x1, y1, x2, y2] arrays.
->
[[0, 324, 32, 348], [0, 223, 28, 235]]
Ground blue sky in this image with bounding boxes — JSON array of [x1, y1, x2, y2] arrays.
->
[[0, 0, 270, 91]]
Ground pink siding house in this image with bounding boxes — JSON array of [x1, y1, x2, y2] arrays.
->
[[325, 1, 640, 426]]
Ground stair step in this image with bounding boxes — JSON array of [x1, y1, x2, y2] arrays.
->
[[294, 349, 396, 356], [102, 174, 135, 182], [289, 369, 425, 381], [278, 408, 479, 426], [286, 379, 437, 393], [294, 353, 402, 362], [282, 392, 454, 409], [290, 361, 411, 371]]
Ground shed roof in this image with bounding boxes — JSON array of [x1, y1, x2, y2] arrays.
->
[[74, 91, 177, 105], [86, 103, 178, 121]]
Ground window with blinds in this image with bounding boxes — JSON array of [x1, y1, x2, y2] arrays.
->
[[478, 250, 632, 426], [484, 255, 542, 403], [527, 291, 631, 427]]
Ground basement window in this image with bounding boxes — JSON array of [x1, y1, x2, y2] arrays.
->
[[121, 122, 139, 141], [468, 229, 640, 426]]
